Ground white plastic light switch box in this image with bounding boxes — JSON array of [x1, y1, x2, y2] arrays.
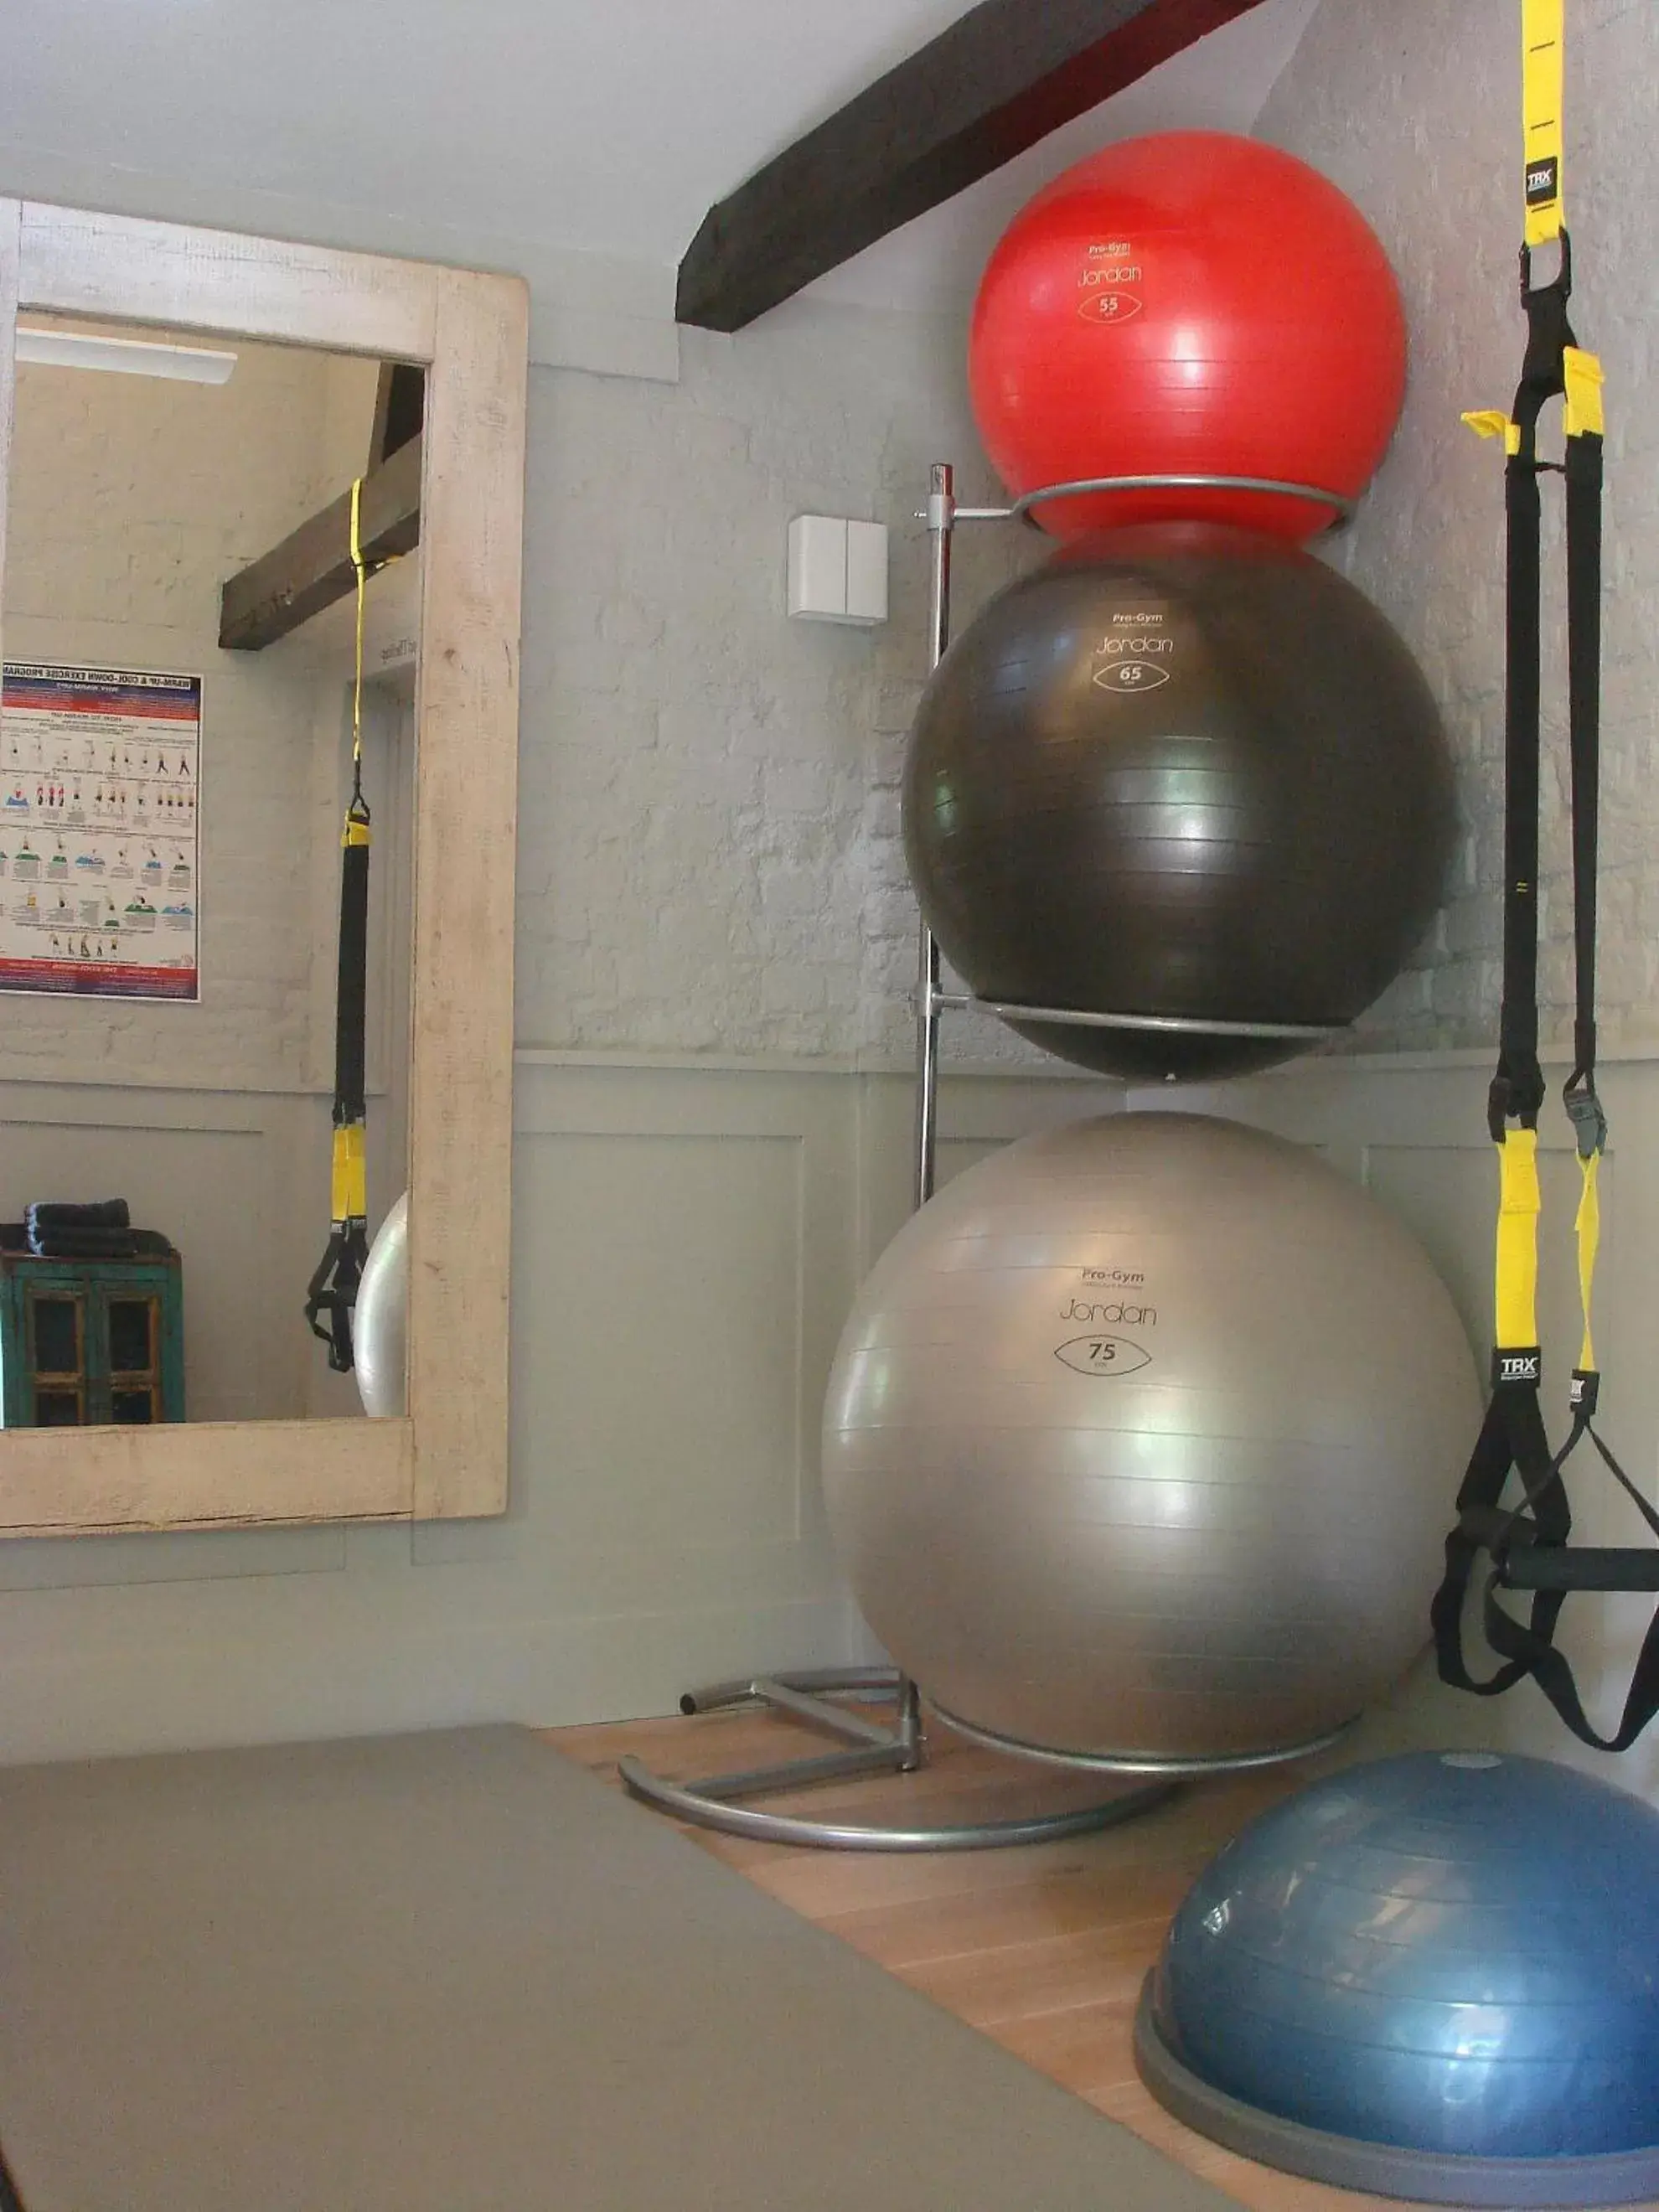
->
[[788, 514, 888, 626]]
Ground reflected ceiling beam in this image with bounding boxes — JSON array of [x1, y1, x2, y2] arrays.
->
[[369, 362, 425, 468], [218, 433, 422, 653], [675, 0, 1269, 331]]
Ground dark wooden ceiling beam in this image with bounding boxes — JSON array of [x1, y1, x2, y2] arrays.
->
[[219, 433, 422, 653], [677, 0, 1269, 331], [368, 362, 425, 470]]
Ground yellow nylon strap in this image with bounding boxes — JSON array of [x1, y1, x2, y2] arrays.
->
[[331, 1122, 367, 1227], [1563, 345, 1605, 438], [1522, 0, 1565, 245], [1464, 359, 1600, 455], [1495, 1128, 1543, 1350], [349, 477, 367, 773], [343, 478, 370, 852], [1463, 409, 1522, 454], [1575, 1149, 1600, 1372]]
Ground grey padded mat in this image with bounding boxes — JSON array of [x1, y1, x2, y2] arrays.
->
[[0, 1725, 1234, 2210]]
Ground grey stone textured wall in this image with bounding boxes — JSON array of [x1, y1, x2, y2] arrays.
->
[[519, 4, 1659, 1076], [1259, 0, 1659, 1056], [514, 298, 1041, 1070]]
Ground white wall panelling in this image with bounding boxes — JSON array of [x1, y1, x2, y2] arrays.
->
[[0, 1057, 1112, 1760], [10, 1044, 1656, 1770]]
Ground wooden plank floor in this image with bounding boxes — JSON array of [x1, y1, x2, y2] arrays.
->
[[548, 1701, 1398, 2212]]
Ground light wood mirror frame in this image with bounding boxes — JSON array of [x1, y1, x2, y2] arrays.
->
[[0, 200, 527, 1534]]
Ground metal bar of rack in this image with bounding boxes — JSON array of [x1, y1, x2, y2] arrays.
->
[[618, 460, 1354, 1851]]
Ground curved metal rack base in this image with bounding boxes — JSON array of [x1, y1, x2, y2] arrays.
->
[[618, 1668, 1178, 1853], [929, 1700, 1357, 1779]]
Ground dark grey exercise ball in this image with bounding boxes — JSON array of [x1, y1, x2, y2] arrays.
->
[[902, 523, 1456, 1081], [1135, 1751, 1659, 2205]]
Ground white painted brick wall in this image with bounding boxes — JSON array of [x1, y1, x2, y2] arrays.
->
[[3, 336, 381, 1091], [1259, 0, 1659, 1057], [514, 298, 1047, 1069]]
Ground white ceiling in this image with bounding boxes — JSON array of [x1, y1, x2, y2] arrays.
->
[[1, 0, 1320, 339], [811, 0, 1323, 309]]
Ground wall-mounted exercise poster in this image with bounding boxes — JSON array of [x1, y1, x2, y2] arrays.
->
[[0, 664, 200, 1000]]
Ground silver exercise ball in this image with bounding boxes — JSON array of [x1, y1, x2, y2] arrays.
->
[[821, 1114, 1480, 1765], [354, 1191, 408, 1419]]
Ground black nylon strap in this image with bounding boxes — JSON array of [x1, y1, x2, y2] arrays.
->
[[1472, 1403, 1659, 1749], [333, 820, 370, 1129], [305, 1221, 369, 1373], [1432, 1380, 1568, 1699], [1486, 1554, 1659, 1753], [1487, 242, 1570, 1140], [1491, 443, 1544, 1139], [1563, 424, 1604, 1108], [1430, 231, 1659, 1749], [1434, 244, 1572, 1703], [305, 795, 372, 1372]]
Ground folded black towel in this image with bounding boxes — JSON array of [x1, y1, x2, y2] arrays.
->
[[27, 1199, 131, 1233], [27, 1227, 142, 1260]]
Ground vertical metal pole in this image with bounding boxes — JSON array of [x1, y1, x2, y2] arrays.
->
[[914, 462, 954, 1212], [896, 1675, 924, 1773], [893, 463, 956, 1775]]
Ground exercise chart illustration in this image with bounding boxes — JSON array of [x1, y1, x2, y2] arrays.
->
[[0, 664, 200, 1000]]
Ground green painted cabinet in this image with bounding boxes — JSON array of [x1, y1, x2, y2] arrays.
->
[[0, 1251, 184, 1427]]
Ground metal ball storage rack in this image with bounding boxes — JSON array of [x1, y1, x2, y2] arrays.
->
[[618, 462, 1356, 1850]]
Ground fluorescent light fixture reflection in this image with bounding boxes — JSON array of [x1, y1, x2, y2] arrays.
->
[[15, 328, 237, 384]]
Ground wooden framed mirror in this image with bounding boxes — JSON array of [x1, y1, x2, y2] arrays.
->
[[0, 201, 526, 1532]]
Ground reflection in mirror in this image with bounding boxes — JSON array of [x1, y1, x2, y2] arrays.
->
[[0, 313, 420, 1425]]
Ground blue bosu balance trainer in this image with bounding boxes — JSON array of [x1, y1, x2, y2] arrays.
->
[[1134, 1751, 1659, 2206]]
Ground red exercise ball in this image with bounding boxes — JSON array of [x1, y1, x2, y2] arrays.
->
[[967, 131, 1407, 540]]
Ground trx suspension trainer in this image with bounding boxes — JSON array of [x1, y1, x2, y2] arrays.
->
[[304, 479, 374, 1372], [1431, 0, 1659, 1749]]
